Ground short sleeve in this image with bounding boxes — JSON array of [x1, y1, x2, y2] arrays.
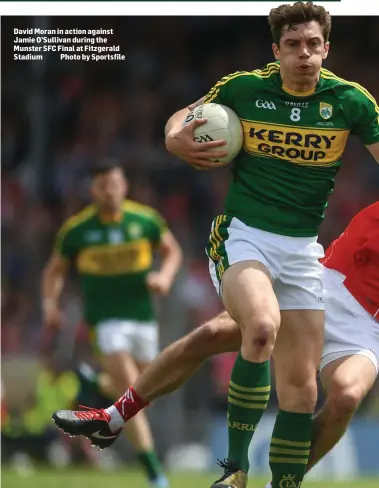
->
[[350, 85, 379, 145], [146, 210, 168, 245], [203, 71, 253, 108], [53, 221, 78, 260]]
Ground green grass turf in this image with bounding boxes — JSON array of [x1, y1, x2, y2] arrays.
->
[[1, 469, 378, 488]]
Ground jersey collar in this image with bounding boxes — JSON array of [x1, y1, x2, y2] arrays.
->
[[98, 209, 124, 224], [278, 69, 322, 97], [281, 84, 316, 97]]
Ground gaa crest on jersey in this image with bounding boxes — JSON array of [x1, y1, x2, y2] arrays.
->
[[127, 222, 142, 239], [108, 228, 123, 244], [320, 102, 333, 120]]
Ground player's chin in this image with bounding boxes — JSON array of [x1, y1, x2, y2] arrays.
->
[[295, 67, 315, 77], [295, 63, 319, 77], [104, 198, 122, 210]]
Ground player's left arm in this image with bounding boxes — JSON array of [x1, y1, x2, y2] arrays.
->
[[146, 212, 183, 296], [350, 86, 379, 163]]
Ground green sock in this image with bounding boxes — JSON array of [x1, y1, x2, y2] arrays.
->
[[137, 450, 163, 481], [269, 410, 313, 488], [227, 354, 271, 472]]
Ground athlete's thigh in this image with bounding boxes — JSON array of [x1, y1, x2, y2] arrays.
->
[[207, 216, 281, 328], [272, 235, 325, 389], [222, 260, 280, 332], [273, 309, 325, 386], [320, 355, 377, 398]]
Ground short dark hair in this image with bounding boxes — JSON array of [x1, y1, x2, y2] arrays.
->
[[268, 1, 332, 45], [90, 159, 125, 179]]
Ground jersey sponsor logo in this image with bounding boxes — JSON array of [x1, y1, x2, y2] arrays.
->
[[255, 99, 276, 110], [285, 101, 308, 108], [320, 102, 333, 120], [241, 120, 350, 166], [76, 239, 152, 275]]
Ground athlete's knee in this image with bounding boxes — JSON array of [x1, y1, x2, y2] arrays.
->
[[240, 315, 278, 362], [278, 371, 318, 412], [326, 379, 364, 419]]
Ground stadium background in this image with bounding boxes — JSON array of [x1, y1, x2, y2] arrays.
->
[[2, 15, 379, 486]]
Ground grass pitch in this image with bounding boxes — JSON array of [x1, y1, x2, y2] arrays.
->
[[2, 468, 378, 488]]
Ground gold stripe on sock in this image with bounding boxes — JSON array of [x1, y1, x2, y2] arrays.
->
[[269, 447, 310, 456], [269, 456, 308, 464], [228, 396, 268, 409], [228, 388, 270, 402], [229, 381, 270, 393], [271, 438, 311, 447]]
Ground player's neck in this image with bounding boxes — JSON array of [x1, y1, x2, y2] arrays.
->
[[281, 71, 319, 97]]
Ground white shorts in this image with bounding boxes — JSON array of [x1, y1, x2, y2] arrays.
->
[[208, 216, 325, 310], [95, 319, 159, 363], [320, 267, 379, 374]]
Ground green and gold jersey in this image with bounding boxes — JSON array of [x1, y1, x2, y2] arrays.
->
[[204, 62, 379, 237], [54, 200, 167, 325]]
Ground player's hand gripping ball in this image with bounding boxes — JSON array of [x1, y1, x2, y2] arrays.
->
[[183, 103, 244, 166]]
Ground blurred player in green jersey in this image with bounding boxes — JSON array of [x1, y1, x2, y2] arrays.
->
[[43, 160, 182, 487]]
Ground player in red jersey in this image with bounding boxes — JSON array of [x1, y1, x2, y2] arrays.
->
[[53, 202, 379, 487]]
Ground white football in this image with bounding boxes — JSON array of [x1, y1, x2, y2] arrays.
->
[[183, 103, 244, 165]]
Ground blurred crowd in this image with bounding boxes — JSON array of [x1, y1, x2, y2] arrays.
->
[[2, 15, 379, 463]]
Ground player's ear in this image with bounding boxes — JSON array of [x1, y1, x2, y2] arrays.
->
[[322, 42, 330, 60], [272, 43, 280, 60]]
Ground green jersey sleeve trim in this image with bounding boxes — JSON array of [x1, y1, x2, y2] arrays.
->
[[204, 71, 251, 104], [204, 63, 280, 105]]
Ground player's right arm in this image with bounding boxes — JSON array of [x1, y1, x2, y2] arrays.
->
[[41, 221, 76, 329], [41, 254, 69, 329], [165, 71, 249, 169], [164, 108, 228, 169]]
